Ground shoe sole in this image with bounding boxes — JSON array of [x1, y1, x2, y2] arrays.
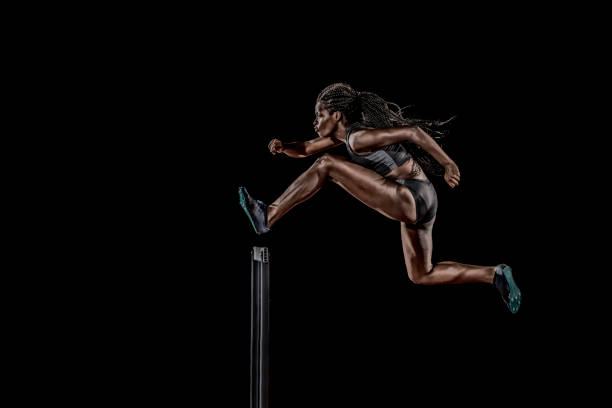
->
[[502, 265, 522, 314], [239, 187, 262, 235]]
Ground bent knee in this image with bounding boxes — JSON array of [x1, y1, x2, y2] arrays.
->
[[407, 271, 426, 285], [406, 264, 435, 285], [314, 153, 341, 171], [317, 153, 339, 163]]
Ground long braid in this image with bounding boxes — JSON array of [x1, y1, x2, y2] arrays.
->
[[316, 83, 454, 176]]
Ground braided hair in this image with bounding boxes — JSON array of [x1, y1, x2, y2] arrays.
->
[[316, 83, 454, 176]]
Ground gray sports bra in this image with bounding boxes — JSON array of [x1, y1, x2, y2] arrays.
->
[[345, 122, 412, 176]]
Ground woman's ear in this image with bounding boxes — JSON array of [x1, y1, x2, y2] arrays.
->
[[332, 111, 343, 122]]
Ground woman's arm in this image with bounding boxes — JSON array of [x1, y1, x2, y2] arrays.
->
[[409, 126, 455, 166], [269, 136, 343, 158], [411, 126, 460, 187], [351, 126, 453, 166], [351, 126, 460, 187], [349, 126, 414, 154]]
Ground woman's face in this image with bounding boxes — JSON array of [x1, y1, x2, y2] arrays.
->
[[313, 102, 336, 137]]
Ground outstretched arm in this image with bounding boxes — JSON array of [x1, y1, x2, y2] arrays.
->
[[351, 126, 460, 187], [268, 136, 343, 158]]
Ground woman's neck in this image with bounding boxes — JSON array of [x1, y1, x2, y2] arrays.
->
[[332, 120, 351, 142]]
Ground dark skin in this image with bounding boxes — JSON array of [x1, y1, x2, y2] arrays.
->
[[266, 102, 495, 286]]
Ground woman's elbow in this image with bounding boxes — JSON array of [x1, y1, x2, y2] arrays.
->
[[403, 126, 421, 144]]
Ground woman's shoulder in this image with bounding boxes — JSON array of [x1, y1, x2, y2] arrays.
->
[[345, 122, 364, 135], [346, 122, 377, 137]]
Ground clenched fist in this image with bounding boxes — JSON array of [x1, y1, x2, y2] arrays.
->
[[268, 139, 284, 155], [444, 162, 461, 188]]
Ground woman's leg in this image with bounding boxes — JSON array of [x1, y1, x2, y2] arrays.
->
[[400, 221, 496, 285], [267, 153, 418, 227]]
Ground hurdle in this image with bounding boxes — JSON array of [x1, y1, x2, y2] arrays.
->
[[250, 247, 269, 408]]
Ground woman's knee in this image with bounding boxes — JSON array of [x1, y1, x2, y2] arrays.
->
[[406, 263, 435, 285], [407, 268, 424, 284], [314, 153, 339, 173]]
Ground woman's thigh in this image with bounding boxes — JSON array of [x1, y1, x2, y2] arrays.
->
[[320, 153, 417, 223]]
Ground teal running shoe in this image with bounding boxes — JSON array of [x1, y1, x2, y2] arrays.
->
[[493, 264, 522, 314], [238, 186, 270, 235]]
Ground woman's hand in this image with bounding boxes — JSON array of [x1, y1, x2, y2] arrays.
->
[[444, 162, 460, 188], [268, 139, 284, 155]]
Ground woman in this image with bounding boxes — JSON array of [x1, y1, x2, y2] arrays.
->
[[239, 83, 521, 313]]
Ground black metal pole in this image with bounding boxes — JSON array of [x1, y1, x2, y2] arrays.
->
[[251, 247, 269, 408]]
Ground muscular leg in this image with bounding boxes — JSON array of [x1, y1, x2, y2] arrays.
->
[[400, 222, 495, 285], [267, 153, 418, 227]]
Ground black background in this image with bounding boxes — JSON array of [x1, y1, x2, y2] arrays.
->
[[230, 77, 549, 406], [12, 8, 606, 405], [75, 23, 598, 405], [188, 53, 575, 404]]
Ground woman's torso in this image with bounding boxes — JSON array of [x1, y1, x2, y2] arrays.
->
[[345, 123, 428, 181]]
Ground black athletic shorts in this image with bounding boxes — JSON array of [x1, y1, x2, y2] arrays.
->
[[395, 179, 438, 225]]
